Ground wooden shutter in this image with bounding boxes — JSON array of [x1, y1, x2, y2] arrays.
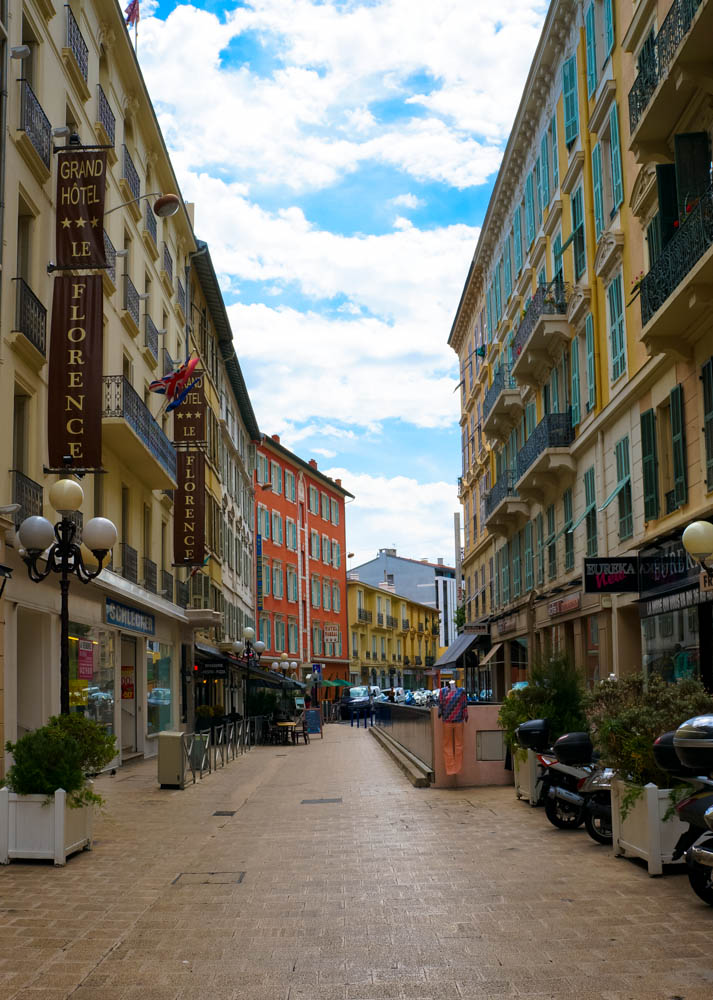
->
[[609, 105, 624, 210], [563, 56, 579, 145], [513, 207, 522, 272], [604, 0, 614, 53], [585, 313, 596, 410], [640, 408, 659, 520], [525, 174, 535, 244], [585, 3, 597, 96], [571, 336, 581, 426], [670, 384, 688, 507], [702, 359, 713, 490], [674, 132, 711, 222], [551, 114, 559, 189], [592, 143, 604, 238], [524, 522, 533, 591]]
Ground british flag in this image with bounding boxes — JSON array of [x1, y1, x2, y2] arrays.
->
[[124, 0, 140, 27], [149, 355, 199, 410]]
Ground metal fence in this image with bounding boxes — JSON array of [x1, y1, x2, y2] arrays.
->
[[181, 716, 265, 783], [373, 703, 433, 769]]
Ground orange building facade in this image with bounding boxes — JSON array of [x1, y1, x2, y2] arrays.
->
[[255, 435, 353, 683]]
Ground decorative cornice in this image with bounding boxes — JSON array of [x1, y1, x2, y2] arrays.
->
[[593, 230, 625, 282], [567, 285, 592, 330]]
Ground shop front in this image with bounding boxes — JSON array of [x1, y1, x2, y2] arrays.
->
[[533, 587, 609, 687]]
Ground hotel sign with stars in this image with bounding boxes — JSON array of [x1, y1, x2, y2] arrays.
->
[[173, 374, 206, 443], [56, 148, 107, 269]]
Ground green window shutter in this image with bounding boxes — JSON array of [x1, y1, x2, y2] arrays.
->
[[584, 467, 597, 557], [535, 159, 543, 225], [702, 359, 713, 491], [608, 274, 626, 381], [551, 113, 559, 190], [540, 133, 550, 208], [502, 542, 510, 605], [609, 105, 624, 211], [562, 55, 579, 145], [494, 262, 502, 320], [524, 522, 533, 591], [640, 408, 659, 520], [504, 237, 512, 298], [551, 367, 559, 414], [486, 286, 493, 341], [536, 512, 544, 587], [553, 233, 563, 283], [670, 384, 688, 507], [494, 549, 500, 608], [615, 437, 633, 539], [525, 174, 535, 245], [585, 313, 596, 410], [513, 208, 523, 272], [674, 132, 711, 223], [585, 3, 597, 96], [571, 187, 586, 279], [513, 532, 521, 599], [592, 143, 604, 239], [604, 0, 614, 54], [571, 336, 581, 426], [563, 488, 574, 571]]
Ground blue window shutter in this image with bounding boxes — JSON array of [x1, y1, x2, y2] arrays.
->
[[592, 143, 604, 239], [525, 174, 535, 245], [535, 158, 543, 225], [585, 3, 597, 97], [563, 55, 579, 145], [513, 208, 523, 272], [540, 134, 549, 208], [524, 522, 533, 591], [604, 0, 614, 54], [504, 237, 512, 299], [607, 274, 626, 380], [571, 187, 586, 279], [551, 114, 559, 190], [609, 104, 624, 210], [670, 384, 688, 506], [571, 336, 581, 426], [585, 313, 596, 410], [640, 408, 659, 520]]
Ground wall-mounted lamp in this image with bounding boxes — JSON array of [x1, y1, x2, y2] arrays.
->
[[138, 293, 150, 301], [10, 45, 31, 60], [682, 521, 713, 569], [52, 126, 71, 139], [157, 328, 167, 335], [105, 192, 180, 219], [0, 564, 13, 598], [115, 249, 129, 258]]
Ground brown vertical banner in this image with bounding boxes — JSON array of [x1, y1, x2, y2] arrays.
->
[[174, 451, 206, 565], [48, 275, 103, 469], [173, 374, 206, 443], [56, 149, 107, 269]]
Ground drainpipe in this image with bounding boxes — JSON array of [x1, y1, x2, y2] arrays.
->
[[0, 22, 8, 356]]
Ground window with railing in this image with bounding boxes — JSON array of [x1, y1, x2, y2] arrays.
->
[[123, 274, 140, 327], [177, 277, 186, 315], [145, 314, 159, 361], [12, 470, 43, 529], [13, 278, 46, 356], [122, 145, 140, 202], [102, 376, 177, 481], [19, 80, 51, 168], [161, 570, 174, 601], [96, 84, 115, 145], [120, 542, 138, 583], [143, 557, 157, 593], [144, 199, 157, 245], [65, 6, 88, 81], [103, 230, 117, 285], [162, 243, 173, 284]]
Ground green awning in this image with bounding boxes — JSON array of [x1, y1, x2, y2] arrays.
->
[[551, 520, 573, 544], [331, 679, 351, 687], [568, 502, 594, 532], [319, 679, 336, 687], [598, 476, 630, 512]]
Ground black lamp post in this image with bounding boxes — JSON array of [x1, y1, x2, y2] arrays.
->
[[18, 479, 117, 715], [234, 626, 265, 720]]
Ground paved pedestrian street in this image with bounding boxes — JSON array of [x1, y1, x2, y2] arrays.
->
[[2, 725, 713, 1000]]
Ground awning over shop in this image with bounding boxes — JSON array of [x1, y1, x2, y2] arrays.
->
[[194, 641, 226, 663], [479, 642, 503, 667], [319, 679, 337, 687], [433, 632, 478, 669], [247, 665, 305, 691], [330, 679, 351, 687]]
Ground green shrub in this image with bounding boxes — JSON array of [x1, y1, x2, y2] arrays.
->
[[498, 654, 587, 751], [4, 714, 116, 807]]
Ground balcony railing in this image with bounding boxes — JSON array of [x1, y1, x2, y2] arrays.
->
[[628, 0, 703, 134], [357, 608, 372, 623], [177, 277, 186, 315], [402, 618, 409, 630], [143, 557, 157, 593], [145, 313, 159, 362], [417, 623, 424, 633], [144, 199, 157, 245], [163, 243, 173, 284], [65, 5, 88, 81], [431, 626, 439, 636], [483, 365, 517, 420], [516, 412, 574, 481], [377, 613, 384, 625], [161, 569, 173, 600], [176, 580, 189, 608], [102, 375, 177, 481], [122, 144, 140, 201], [425, 656, 435, 667], [404, 656, 410, 665], [19, 80, 51, 169], [485, 470, 519, 518], [414, 656, 422, 665], [119, 543, 137, 583], [13, 278, 47, 356], [162, 347, 174, 377], [12, 470, 42, 529], [96, 84, 115, 145], [512, 278, 568, 362], [103, 230, 116, 285], [640, 185, 713, 327], [123, 274, 140, 328], [386, 615, 398, 628]]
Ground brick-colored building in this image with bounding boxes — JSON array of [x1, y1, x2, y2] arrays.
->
[[255, 435, 353, 682]]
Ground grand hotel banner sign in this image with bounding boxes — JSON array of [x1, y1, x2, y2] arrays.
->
[[56, 148, 107, 269], [174, 451, 206, 566]]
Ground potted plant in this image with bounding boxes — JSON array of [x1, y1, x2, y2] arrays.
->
[[0, 714, 116, 866], [194, 704, 213, 732], [584, 673, 713, 875]]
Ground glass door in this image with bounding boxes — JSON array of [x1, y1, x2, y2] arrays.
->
[[120, 635, 137, 754]]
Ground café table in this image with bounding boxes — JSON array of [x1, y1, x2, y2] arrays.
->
[[275, 721, 298, 744]]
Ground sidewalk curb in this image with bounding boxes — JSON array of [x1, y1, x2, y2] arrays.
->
[[369, 726, 432, 787]]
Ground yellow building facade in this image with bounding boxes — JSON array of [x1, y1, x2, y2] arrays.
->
[[347, 579, 440, 689]]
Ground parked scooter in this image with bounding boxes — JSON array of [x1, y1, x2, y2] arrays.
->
[[580, 766, 614, 844], [666, 718, 713, 906]]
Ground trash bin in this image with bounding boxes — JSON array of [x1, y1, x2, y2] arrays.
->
[[157, 731, 186, 789]]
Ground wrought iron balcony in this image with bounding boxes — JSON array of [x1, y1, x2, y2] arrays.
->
[[162, 347, 174, 377], [144, 199, 157, 246], [483, 470, 529, 537], [417, 623, 424, 632], [103, 230, 116, 285], [404, 656, 410, 665], [512, 279, 568, 362], [357, 608, 372, 623], [96, 84, 115, 145], [401, 618, 409, 630], [13, 278, 46, 356], [102, 375, 177, 486], [143, 557, 157, 593], [482, 364, 522, 441], [162, 243, 173, 284], [517, 413, 575, 481], [120, 542, 138, 583], [425, 656, 435, 667], [19, 80, 51, 169], [145, 313, 159, 362], [12, 470, 43, 529], [122, 145, 140, 202], [414, 656, 422, 665], [177, 277, 186, 316], [431, 626, 439, 636], [123, 274, 140, 329], [386, 615, 398, 628], [65, 5, 88, 81], [516, 412, 576, 504], [640, 185, 713, 331], [176, 579, 189, 608], [161, 569, 174, 600], [483, 365, 517, 421], [377, 613, 384, 625]]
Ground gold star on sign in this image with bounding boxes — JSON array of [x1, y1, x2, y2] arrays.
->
[[61, 218, 72, 229], [194, 412, 201, 419], [75, 218, 86, 228], [90, 217, 99, 228]]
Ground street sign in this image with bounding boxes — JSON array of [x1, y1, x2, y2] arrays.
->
[[323, 624, 339, 642]]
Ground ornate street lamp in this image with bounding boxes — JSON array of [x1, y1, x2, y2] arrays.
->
[[682, 520, 713, 569], [17, 479, 117, 715], [234, 625, 264, 719]]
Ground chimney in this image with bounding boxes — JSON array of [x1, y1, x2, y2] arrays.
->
[[309, 459, 318, 469], [420, 558, 429, 563], [437, 558, 444, 565], [271, 434, 280, 443], [335, 478, 341, 487]]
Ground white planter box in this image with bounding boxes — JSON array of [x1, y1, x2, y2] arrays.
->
[[611, 778, 687, 876], [0, 787, 93, 866], [513, 749, 540, 806]]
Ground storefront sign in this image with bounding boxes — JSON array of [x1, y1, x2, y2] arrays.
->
[[701, 569, 713, 594], [121, 665, 135, 700], [641, 586, 713, 618], [77, 639, 94, 680], [256, 533, 263, 611], [173, 375, 206, 443], [56, 148, 107, 269], [464, 623, 490, 635], [323, 624, 339, 643], [497, 615, 518, 635], [201, 660, 227, 678], [639, 541, 698, 597], [47, 276, 103, 469], [174, 452, 205, 565], [584, 557, 640, 593], [106, 598, 155, 635], [548, 592, 581, 617]]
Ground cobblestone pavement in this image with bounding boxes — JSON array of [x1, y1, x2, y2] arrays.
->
[[2, 723, 713, 1000]]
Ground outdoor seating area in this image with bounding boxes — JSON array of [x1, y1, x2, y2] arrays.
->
[[264, 714, 311, 745]]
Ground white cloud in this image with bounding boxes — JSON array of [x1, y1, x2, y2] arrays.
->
[[391, 193, 425, 210], [312, 447, 337, 458]]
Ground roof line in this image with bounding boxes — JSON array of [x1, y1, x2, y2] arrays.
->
[[260, 436, 355, 498]]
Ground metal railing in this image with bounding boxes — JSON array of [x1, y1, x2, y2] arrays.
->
[[19, 80, 51, 168], [143, 557, 157, 593], [122, 144, 140, 201], [417, 623, 424, 633], [373, 703, 433, 769], [162, 347, 174, 377], [65, 6, 88, 81], [357, 608, 372, 623], [123, 274, 140, 328], [145, 313, 159, 361], [377, 612, 384, 625], [431, 626, 439, 636], [102, 375, 177, 481], [96, 83, 115, 145], [103, 230, 116, 284], [402, 618, 409, 630], [120, 542, 138, 583], [12, 470, 43, 529], [640, 185, 713, 327], [144, 199, 157, 245], [483, 365, 517, 420], [484, 469, 519, 517], [177, 277, 186, 315], [13, 278, 46, 355], [386, 615, 398, 628], [162, 243, 173, 284], [181, 717, 263, 784], [425, 656, 435, 666], [414, 655, 422, 665], [516, 412, 574, 481], [161, 570, 173, 600], [176, 579, 189, 608], [628, 0, 703, 134], [512, 278, 568, 362]]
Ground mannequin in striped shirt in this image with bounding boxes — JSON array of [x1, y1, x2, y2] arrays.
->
[[438, 679, 468, 775]]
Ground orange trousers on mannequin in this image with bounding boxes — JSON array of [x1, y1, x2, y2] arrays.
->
[[443, 722, 464, 775]]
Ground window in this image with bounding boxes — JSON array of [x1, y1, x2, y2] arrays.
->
[[332, 541, 341, 568], [535, 160, 543, 228], [323, 580, 331, 611], [332, 582, 341, 612], [310, 530, 320, 559], [256, 453, 269, 484], [501, 542, 510, 605], [286, 517, 296, 550], [641, 409, 659, 520], [504, 237, 512, 300], [262, 559, 270, 596], [646, 215, 663, 269], [585, 313, 596, 411], [670, 384, 688, 508], [259, 615, 272, 649], [273, 562, 283, 598], [551, 113, 559, 191], [311, 576, 321, 608], [275, 617, 285, 652], [562, 54, 579, 146], [585, 3, 597, 96], [525, 174, 536, 246], [308, 485, 319, 513], [272, 511, 283, 545], [547, 505, 557, 579], [271, 462, 282, 494], [571, 186, 586, 280], [287, 565, 298, 602], [512, 531, 522, 599], [289, 620, 298, 654], [524, 522, 533, 591], [703, 359, 713, 492], [607, 273, 626, 381], [592, 143, 604, 239], [285, 470, 296, 502], [563, 488, 574, 571], [312, 624, 322, 656], [609, 105, 623, 212], [536, 513, 544, 587], [330, 499, 339, 525], [321, 492, 330, 520], [540, 133, 550, 210], [322, 534, 330, 564], [571, 335, 581, 426], [599, 436, 632, 539], [513, 207, 523, 273], [585, 467, 597, 556]]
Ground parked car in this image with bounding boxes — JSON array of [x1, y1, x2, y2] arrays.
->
[[148, 687, 172, 706], [339, 685, 372, 720]]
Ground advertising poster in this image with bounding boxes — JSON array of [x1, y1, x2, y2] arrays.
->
[[78, 639, 94, 680]]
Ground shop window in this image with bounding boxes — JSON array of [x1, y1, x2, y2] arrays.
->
[[68, 624, 115, 733], [146, 640, 173, 735]]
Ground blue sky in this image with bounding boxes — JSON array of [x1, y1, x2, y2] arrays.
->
[[138, 0, 547, 564]]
